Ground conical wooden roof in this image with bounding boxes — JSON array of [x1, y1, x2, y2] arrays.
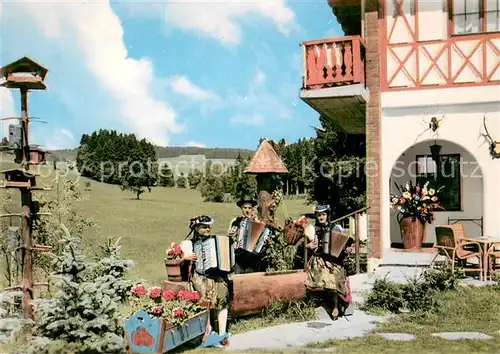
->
[[245, 139, 289, 174]]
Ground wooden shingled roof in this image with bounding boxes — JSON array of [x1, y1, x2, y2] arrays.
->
[[245, 139, 289, 174]]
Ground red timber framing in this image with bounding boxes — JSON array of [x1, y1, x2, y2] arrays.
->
[[380, 0, 500, 92]]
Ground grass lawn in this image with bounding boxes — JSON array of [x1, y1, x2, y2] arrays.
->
[[308, 285, 500, 353]]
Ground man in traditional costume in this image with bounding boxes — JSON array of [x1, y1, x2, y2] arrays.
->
[[181, 215, 231, 347], [304, 204, 354, 320], [228, 196, 267, 273]]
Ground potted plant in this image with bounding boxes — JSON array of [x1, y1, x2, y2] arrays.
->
[[165, 243, 184, 282], [390, 181, 443, 249], [124, 284, 209, 353]]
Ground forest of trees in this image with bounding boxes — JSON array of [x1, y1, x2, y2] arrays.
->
[[72, 116, 366, 214]]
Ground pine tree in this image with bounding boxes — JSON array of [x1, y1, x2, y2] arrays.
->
[[231, 156, 256, 200], [158, 163, 175, 187], [305, 116, 366, 217], [26, 237, 134, 354], [199, 161, 225, 202], [176, 173, 187, 188], [187, 169, 203, 189]]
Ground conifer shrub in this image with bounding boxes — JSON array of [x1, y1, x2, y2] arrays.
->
[[25, 237, 135, 354]]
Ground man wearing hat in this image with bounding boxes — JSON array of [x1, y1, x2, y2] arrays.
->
[[304, 204, 354, 320], [181, 215, 231, 347], [227, 195, 267, 274], [228, 195, 258, 237]]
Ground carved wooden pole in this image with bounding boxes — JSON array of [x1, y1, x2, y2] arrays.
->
[[20, 87, 35, 320]]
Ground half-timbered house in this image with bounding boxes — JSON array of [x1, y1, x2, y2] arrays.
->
[[300, 0, 500, 268]]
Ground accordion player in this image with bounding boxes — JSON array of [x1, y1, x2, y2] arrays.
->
[[235, 217, 271, 254], [192, 235, 236, 275]]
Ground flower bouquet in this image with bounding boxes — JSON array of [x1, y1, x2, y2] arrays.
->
[[390, 181, 444, 248], [165, 243, 184, 282], [284, 216, 309, 245], [125, 284, 209, 353]]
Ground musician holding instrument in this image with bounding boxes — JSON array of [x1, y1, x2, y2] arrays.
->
[[181, 215, 231, 346], [228, 196, 268, 274], [304, 204, 354, 320]]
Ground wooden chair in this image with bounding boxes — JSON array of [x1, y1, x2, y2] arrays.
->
[[431, 224, 484, 279], [486, 243, 500, 279]]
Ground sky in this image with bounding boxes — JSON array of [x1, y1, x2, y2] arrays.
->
[[0, 0, 343, 150]]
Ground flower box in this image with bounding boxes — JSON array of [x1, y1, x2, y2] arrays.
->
[[125, 285, 209, 353], [125, 309, 209, 353]]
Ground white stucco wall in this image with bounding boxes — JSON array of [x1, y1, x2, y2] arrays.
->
[[380, 85, 500, 257]]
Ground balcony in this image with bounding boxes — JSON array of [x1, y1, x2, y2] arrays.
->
[[300, 36, 368, 134]]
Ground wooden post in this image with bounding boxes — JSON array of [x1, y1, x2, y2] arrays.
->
[[355, 214, 361, 275], [20, 88, 29, 169], [20, 203, 34, 320]]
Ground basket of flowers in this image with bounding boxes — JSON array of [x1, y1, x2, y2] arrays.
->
[[165, 243, 184, 282], [284, 216, 308, 245], [124, 284, 209, 353]]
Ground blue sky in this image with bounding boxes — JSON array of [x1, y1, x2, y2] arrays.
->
[[0, 1, 343, 150]]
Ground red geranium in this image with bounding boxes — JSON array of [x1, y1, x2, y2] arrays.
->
[[128, 284, 206, 327], [166, 243, 184, 260], [152, 306, 163, 315], [149, 287, 162, 299], [173, 308, 184, 318], [177, 289, 201, 302], [132, 284, 146, 297], [162, 290, 177, 301]]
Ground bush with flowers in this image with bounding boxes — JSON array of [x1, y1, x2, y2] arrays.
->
[[390, 181, 444, 224], [129, 284, 206, 326], [165, 242, 184, 261]]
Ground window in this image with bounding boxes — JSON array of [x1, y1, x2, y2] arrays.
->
[[486, 0, 500, 32], [416, 154, 461, 211], [452, 0, 500, 34]]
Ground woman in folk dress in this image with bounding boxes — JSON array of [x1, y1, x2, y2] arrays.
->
[[305, 204, 354, 320]]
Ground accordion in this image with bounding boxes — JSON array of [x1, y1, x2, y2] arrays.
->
[[193, 235, 235, 275], [320, 231, 353, 258], [236, 218, 270, 254]]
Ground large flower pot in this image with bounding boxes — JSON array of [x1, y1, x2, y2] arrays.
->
[[165, 259, 182, 282], [399, 217, 426, 250], [124, 309, 209, 353]]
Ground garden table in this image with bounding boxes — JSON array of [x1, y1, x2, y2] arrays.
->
[[465, 237, 500, 281]]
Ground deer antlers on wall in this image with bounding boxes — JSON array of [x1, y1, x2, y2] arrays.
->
[[480, 114, 500, 159]]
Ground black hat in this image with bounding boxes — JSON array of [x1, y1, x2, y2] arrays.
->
[[314, 204, 330, 213], [189, 215, 214, 230], [236, 195, 258, 208]]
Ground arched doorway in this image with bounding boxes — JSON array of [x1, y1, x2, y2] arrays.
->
[[389, 139, 484, 246]]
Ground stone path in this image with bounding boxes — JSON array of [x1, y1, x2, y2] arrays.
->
[[226, 308, 390, 351]]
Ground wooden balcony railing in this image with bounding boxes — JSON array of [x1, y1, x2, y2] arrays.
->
[[302, 35, 365, 90]]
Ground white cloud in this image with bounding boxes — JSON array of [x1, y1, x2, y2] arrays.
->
[[186, 140, 206, 148], [60, 128, 75, 142], [0, 88, 17, 138], [168, 76, 218, 101], [44, 128, 78, 150], [254, 71, 267, 85], [7, 1, 183, 146], [161, 0, 297, 45]]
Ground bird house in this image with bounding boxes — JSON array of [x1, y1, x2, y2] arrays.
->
[[29, 146, 47, 165], [0, 56, 48, 90], [2, 169, 37, 189]]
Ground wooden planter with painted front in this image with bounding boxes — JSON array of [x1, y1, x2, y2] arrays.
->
[[125, 309, 209, 353]]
